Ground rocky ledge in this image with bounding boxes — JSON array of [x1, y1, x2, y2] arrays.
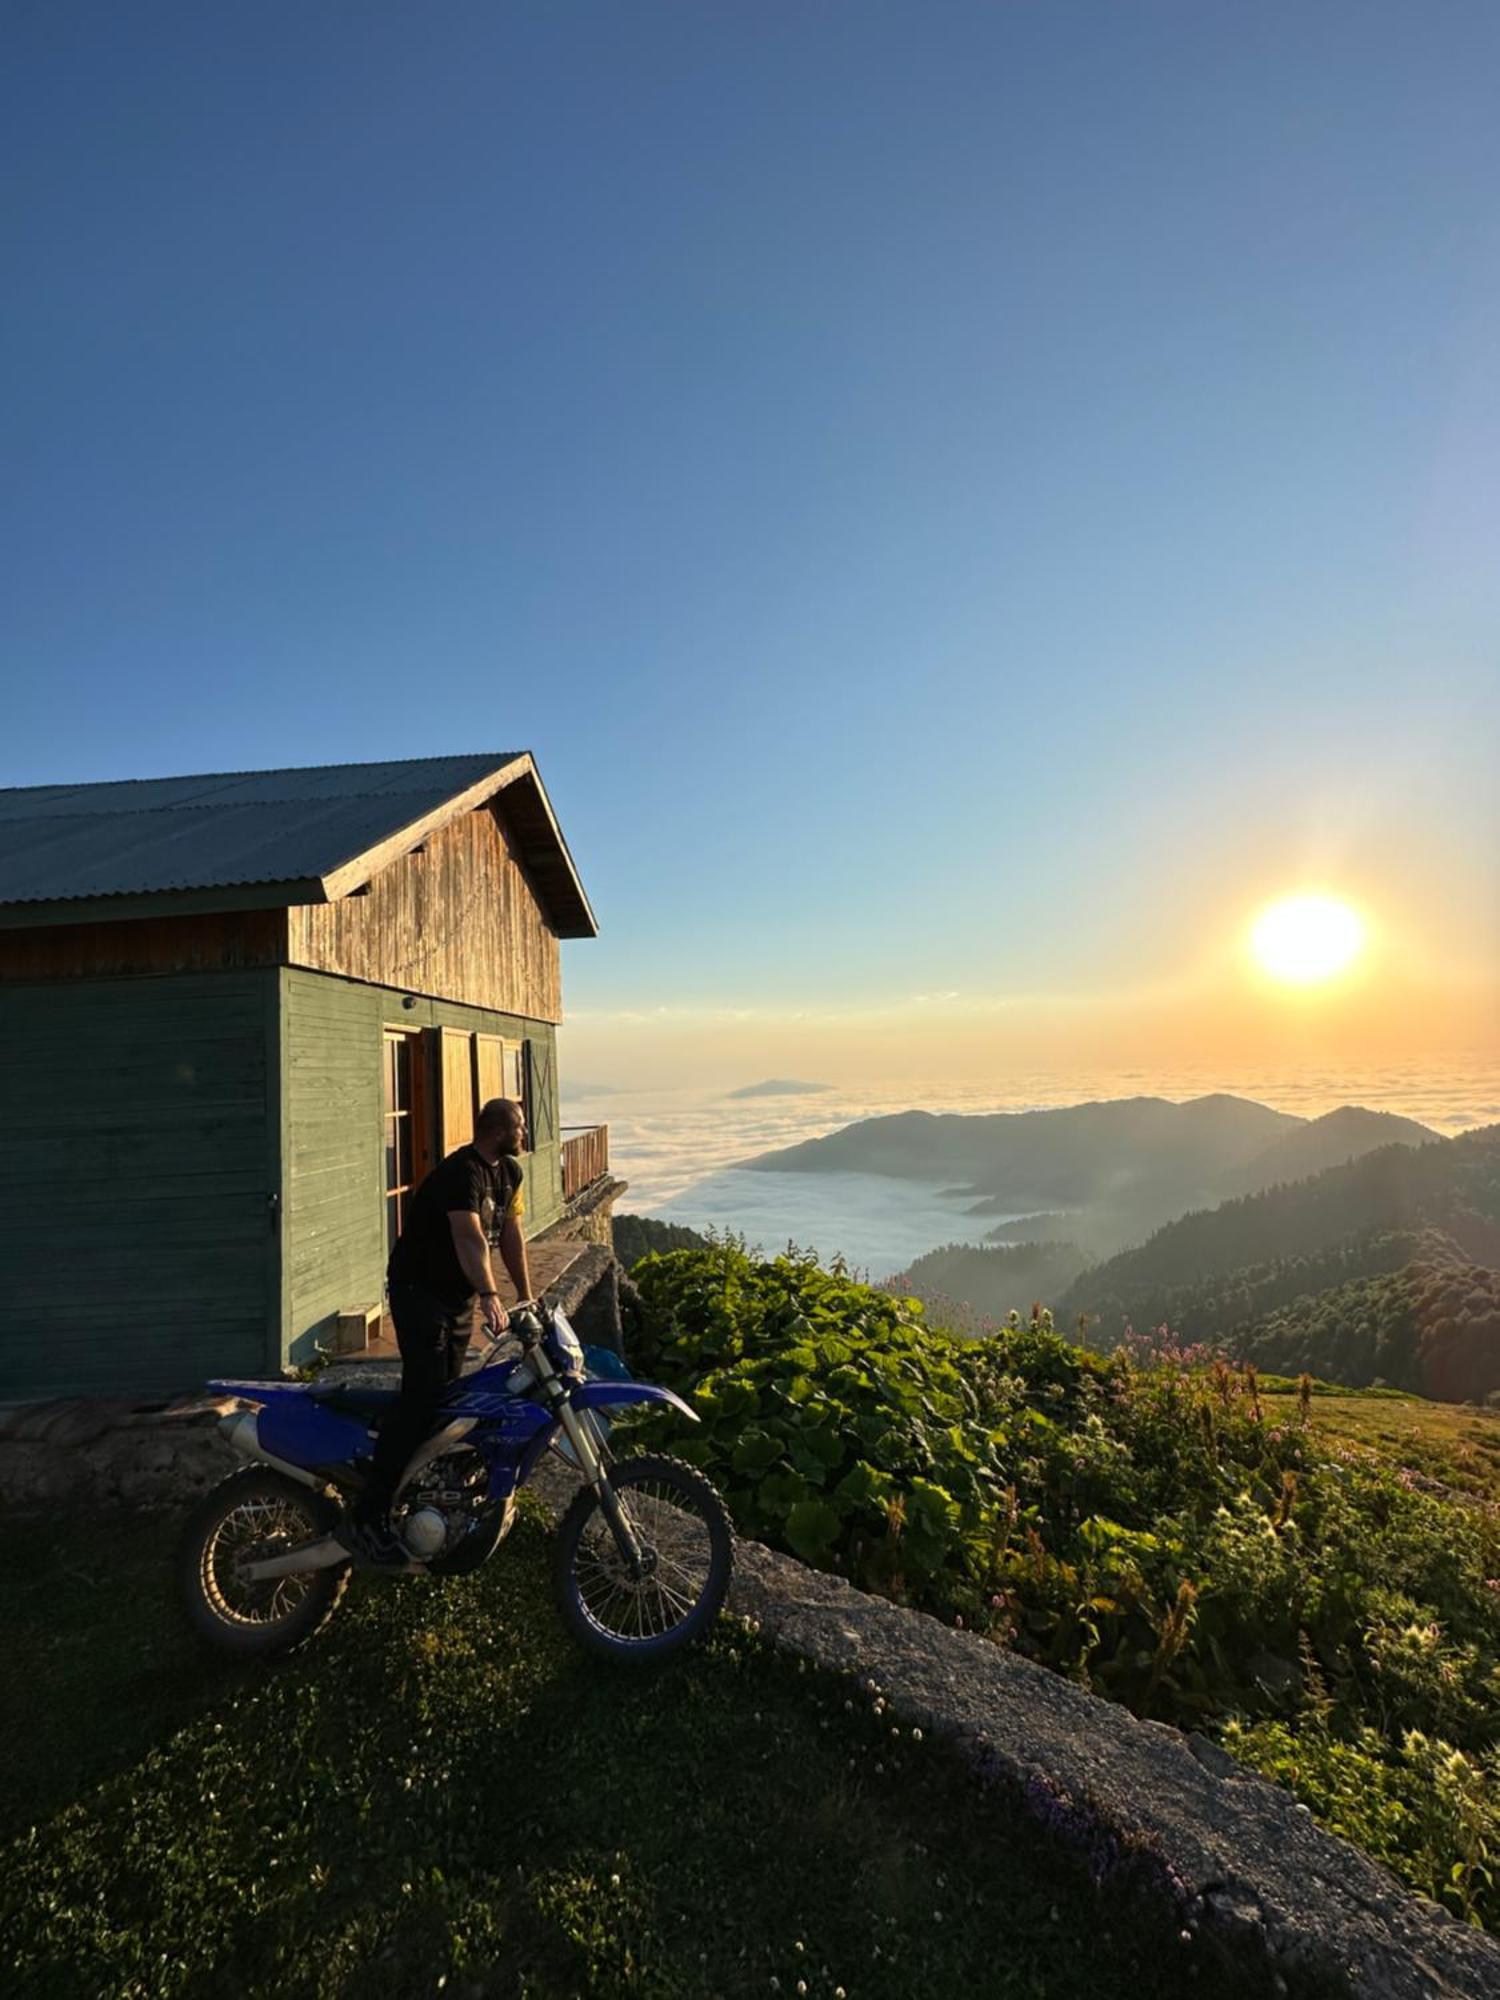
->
[[515, 1449, 1499, 1997], [725, 1534, 1500, 2000]]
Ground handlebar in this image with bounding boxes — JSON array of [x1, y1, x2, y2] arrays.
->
[[483, 1300, 549, 1348]]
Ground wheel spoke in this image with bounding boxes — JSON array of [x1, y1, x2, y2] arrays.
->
[[202, 1493, 321, 1628], [567, 1468, 722, 1646]]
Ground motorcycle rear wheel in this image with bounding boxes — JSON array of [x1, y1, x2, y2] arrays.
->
[[552, 1453, 734, 1663], [180, 1467, 348, 1659]]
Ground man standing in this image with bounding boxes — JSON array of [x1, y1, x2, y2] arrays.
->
[[339, 1095, 532, 1565]]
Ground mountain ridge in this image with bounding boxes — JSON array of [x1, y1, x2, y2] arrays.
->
[[1217, 1105, 1439, 1199]]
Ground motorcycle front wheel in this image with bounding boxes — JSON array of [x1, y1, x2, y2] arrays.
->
[[551, 1453, 734, 1663]]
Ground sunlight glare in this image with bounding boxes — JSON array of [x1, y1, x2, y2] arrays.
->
[[1250, 895, 1366, 986]]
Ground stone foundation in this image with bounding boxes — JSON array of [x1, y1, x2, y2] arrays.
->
[[533, 1175, 627, 1253]]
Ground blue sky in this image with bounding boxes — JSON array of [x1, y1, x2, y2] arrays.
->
[[4, 4, 1497, 1081]]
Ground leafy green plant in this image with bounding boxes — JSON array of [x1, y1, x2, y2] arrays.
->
[[628, 1242, 1500, 1925]]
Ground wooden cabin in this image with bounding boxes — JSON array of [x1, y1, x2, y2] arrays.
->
[[0, 753, 611, 1402]]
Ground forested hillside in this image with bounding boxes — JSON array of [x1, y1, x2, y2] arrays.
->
[[1061, 1127, 1500, 1337], [611, 1212, 711, 1270], [1062, 1227, 1454, 1348], [887, 1238, 1088, 1332], [1234, 1260, 1500, 1403]]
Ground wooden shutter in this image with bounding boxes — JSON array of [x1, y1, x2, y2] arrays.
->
[[439, 1027, 475, 1157], [473, 1034, 504, 1110], [526, 1038, 557, 1147]]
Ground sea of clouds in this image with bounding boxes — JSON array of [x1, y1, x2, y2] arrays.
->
[[560, 1061, 1500, 1284]]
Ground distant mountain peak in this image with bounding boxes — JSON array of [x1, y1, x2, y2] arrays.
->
[[727, 1078, 833, 1100], [1219, 1106, 1441, 1200]]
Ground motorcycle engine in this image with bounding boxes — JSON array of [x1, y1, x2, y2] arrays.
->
[[394, 1446, 490, 1562], [400, 1507, 449, 1560]]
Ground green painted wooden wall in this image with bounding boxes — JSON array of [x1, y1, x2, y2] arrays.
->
[[279, 969, 563, 1367], [0, 966, 565, 1398], [0, 971, 279, 1401]]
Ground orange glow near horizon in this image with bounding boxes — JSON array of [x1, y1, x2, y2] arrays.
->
[[1249, 894, 1367, 987]]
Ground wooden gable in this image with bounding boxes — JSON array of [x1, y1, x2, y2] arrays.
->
[[286, 802, 562, 1022]]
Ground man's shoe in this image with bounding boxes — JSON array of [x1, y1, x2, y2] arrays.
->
[[334, 1515, 412, 1569]]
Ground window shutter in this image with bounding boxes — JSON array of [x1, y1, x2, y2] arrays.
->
[[473, 1034, 504, 1109], [526, 1039, 557, 1147], [439, 1027, 475, 1157]]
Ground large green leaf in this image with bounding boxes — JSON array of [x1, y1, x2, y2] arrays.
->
[[758, 1470, 813, 1516], [785, 1499, 843, 1564], [834, 1460, 893, 1509], [731, 1429, 786, 1473], [714, 1378, 761, 1417]]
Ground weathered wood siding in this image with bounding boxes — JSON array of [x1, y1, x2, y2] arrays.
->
[[286, 804, 562, 1022], [280, 969, 563, 1367], [0, 973, 277, 1401], [0, 908, 288, 983]]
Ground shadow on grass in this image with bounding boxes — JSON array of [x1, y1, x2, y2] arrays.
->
[[0, 1508, 263, 1838], [3, 1508, 1335, 2000]]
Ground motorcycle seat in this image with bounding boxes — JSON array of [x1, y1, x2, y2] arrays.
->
[[308, 1382, 403, 1417]]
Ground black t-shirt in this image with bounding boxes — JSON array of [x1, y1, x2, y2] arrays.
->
[[387, 1146, 525, 1309]]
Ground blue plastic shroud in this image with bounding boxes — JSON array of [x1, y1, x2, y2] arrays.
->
[[582, 1344, 633, 1382], [207, 1346, 693, 1503]]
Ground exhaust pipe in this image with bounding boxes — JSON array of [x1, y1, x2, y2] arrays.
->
[[240, 1535, 349, 1582]]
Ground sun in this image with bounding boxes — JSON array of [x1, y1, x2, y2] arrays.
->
[[1250, 894, 1366, 986]]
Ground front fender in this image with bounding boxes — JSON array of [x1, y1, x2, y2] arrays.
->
[[515, 1379, 699, 1484], [570, 1381, 700, 1422]]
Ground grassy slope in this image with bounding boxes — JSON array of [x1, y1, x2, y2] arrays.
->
[[1237, 1260, 1500, 1402], [1288, 1383, 1500, 1506], [0, 1505, 1303, 2000]]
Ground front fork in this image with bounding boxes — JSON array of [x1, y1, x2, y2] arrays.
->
[[548, 1375, 647, 1577]]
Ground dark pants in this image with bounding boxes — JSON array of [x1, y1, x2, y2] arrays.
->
[[360, 1282, 472, 1522]]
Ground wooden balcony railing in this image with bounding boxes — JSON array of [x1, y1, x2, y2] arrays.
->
[[561, 1124, 610, 1200]]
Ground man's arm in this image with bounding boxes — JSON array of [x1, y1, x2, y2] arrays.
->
[[448, 1212, 508, 1336], [497, 1212, 531, 1305]]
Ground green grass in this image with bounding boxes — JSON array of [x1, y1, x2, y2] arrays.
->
[[0, 1503, 1319, 2000], [1277, 1383, 1500, 1505]]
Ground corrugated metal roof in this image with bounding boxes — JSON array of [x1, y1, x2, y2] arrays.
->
[[0, 754, 523, 905]]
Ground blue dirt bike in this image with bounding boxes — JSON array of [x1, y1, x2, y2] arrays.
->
[[179, 1302, 733, 1664]]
